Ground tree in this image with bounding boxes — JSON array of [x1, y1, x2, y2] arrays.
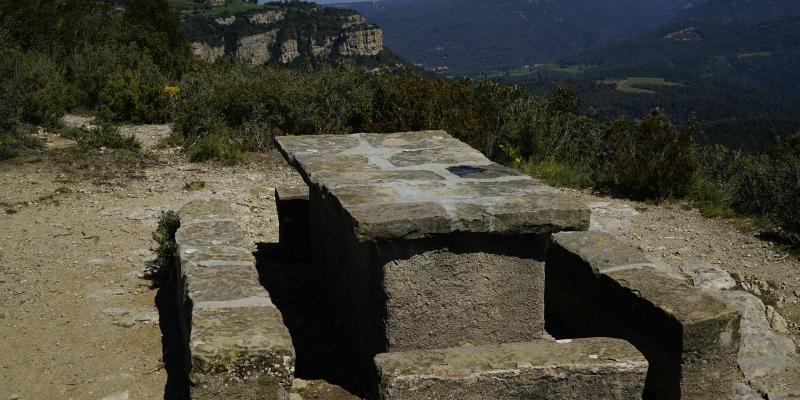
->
[[121, 0, 192, 76]]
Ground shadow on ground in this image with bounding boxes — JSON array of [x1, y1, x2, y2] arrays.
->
[[155, 272, 190, 400], [255, 242, 366, 398]]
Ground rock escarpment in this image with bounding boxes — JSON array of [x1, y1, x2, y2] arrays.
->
[[185, 2, 384, 65]]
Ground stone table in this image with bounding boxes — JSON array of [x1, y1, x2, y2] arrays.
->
[[275, 131, 589, 368]]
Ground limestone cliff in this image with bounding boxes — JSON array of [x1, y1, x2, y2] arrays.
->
[[236, 31, 278, 66], [337, 27, 383, 56], [279, 40, 300, 64], [191, 41, 225, 62], [249, 10, 285, 25], [185, 2, 384, 66]]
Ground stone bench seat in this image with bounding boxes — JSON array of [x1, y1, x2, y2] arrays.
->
[[175, 200, 295, 400], [546, 231, 741, 399], [375, 338, 648, 400]]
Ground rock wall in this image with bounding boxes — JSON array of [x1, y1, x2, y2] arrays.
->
[[191, 41, 225, 62], [236, 30, 278, 66], [336, 27, 383, 56], [279, 40, 300, 64], [214, 15, 236, 26], [249, 10, 286, 25], [172, 199, 295, 399], [341, 14, 367, 28]]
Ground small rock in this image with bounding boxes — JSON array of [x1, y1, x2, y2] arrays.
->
[[87, 258, 110, 267], [133, 312, 159, 323], [766, 306, 791, 334], [102, 391, 129, 400], [10, 394, 20, 400], [112, 289, 125, 296], [103, 307, 129, 317], [113, 317, 137, 328]]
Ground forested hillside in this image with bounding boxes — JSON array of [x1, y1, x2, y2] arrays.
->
[[676, 0, 800, 23], [346, 0, 707, 75], [497, 5, 800, 151]]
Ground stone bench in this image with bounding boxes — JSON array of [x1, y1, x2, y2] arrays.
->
[[546, 231, 741, 400], [174, 199, 295, 399], [375, 337, 648, 400], [275, 186, 310, 257], [275, 131, 589, 371]]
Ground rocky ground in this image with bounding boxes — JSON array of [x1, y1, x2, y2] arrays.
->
[[0, 119, 301, 400], [0, 117, 798, 399]]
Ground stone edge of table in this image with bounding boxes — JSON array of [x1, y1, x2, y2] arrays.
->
[[174, 199, 296, 399], [547, 230, 742, 399], [275, 132, 589, 242], [374, 337, 648, 400]]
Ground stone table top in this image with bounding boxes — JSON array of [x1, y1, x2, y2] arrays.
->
[[276, 131, 589, 242]]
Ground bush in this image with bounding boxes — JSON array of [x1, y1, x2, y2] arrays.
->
[[733, 137, 800, 240], [175, 64, 375, 161], [98, 59, 173, 123], [75, 124, 141, 152], [602, 109, 699, 200], [0, 125, 44, 160], [70, 43, 145, 107], [521, 159, 592, 189], [187, 130, 249, 166], [149, 210, 181, 284], [0, 49, 80, 128]]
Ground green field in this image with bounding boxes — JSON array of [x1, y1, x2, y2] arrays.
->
[[490, 63, 590, 78], [598, 77, 683, 94], [738, 51, 773, 59]]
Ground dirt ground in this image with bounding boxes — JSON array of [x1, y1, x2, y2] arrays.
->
[[0, 120, 797, 399], [0, 123, 301, 400]]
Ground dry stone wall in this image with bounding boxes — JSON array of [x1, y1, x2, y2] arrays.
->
[[173, 199, 295, 399]]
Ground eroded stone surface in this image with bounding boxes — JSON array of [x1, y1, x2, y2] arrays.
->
[[721, 290, 800, 396], [383, 250, 545, 351], [547, 231, 741, 400], [276, 131, 589, 241], [176, 221, 249, 248], [375, 338, 648, 400]]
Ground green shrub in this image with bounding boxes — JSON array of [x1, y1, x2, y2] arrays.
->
[[98, 59, 173, 123], [0, 49, 80, 128], [187, 130, 249, 166], [184, 180, 206, 191], [76, 124, 141, 152], [175, 64, 374, 162], [70, 43, 145, 107], [691, 177, 736, 218], [733, 139, 800, 241], [602, 109, 699, 200], [0, 125, 44, 160], [521, 159, 592, 189], [149, 210, 181, 284]]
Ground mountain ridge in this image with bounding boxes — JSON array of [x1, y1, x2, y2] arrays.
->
[[345, 0, 708, 75]]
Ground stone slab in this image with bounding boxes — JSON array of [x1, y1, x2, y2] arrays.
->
[[179, 199, 237, 224], [173, 200, 295, 400], [276, 131, 589, 242], [375, 338, 648, 400], [547, 231, 741, 400], [176, 220, 249, 248]]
